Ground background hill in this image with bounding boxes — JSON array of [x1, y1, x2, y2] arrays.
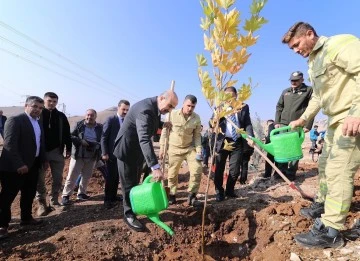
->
[[0, 106, 118, 129]]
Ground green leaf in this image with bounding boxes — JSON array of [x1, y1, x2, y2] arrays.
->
[[243, 16, 268, 32], [250, 0, 267, 15], [196, 54, 208, 67]]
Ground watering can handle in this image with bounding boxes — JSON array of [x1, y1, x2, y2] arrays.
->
[[270, 126, 291, 137]]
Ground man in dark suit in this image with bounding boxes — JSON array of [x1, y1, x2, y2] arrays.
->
[[0, 110, 7, 139], [263, 119, 276, 178], [101, 99, 130, 209], [212, 87, 254, 202], [113, 90, 178, 232], [0, 96, 47, 240]]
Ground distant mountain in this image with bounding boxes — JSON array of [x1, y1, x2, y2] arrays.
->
[[0, 106, 118, 129]]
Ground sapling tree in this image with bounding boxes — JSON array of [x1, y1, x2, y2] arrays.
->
[[197, 0, 267, 255]]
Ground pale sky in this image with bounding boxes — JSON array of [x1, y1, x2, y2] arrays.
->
[[0, 0, 359, 123]]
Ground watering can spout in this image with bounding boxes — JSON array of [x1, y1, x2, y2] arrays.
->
[[241, 133, 274, 155], [148, 214, 174, 236]]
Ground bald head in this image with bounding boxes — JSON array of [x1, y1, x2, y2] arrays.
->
[[157, 90, 178, 115]]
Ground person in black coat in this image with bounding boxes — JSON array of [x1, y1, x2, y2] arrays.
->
[[100, 99, 130, 209], [263, 119, 276, 178], [0, 96, 47, 240], [113, 90, 178, 232], [0, 110, 7, 139], [211, 87, 254, 202]]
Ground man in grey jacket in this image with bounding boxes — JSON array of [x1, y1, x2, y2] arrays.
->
[[275, 71, 313, 181], [113, 90, 178, 232]]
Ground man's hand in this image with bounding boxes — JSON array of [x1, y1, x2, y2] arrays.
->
[[163, 121, 173, 130], [342, 116, 360, 136], [289, 119, 306, 129], [102, 154, 109, 161], [274, 124, 281, 128], [247, 139, 255, 147], [303, 128, 310, 133], [17, 165, 29, 175], [159, 150, 164, 160], [152, 169, 165, 182], [81, 140, 89, 147]]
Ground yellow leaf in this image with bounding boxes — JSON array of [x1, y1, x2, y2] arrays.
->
[[237, 83, 252, 101], [225, 8, 240, 35], [216, 0, 235, 9], [238, 32, 258, 48], [211, 48, 221, 66], [233, 48, 251, 65], [223, 139, 235, 151], [223, 36, 238, 52], [214, 11, 226, 33], [200, 17, 212, 31], [217, 62, 227, 73], [204, 34, 215, 51], [226, 79, 238, 87], [196, 54, 208, 67], [202, 85, 216, 100]]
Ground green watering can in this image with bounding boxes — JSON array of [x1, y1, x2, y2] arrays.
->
[[130, 175, 174, 236], [242, 126, 305, 163]]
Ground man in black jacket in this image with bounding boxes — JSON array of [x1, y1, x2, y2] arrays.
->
[[36, 92, 72, 216], [0, 110, 7, 139], [263, 119, 276, 178], [101, 100, 130, 209], [211, 87, 254, 202], [0, 96, 47, 240], [275, 71, 313, 180], [113, 90, 178, 232]]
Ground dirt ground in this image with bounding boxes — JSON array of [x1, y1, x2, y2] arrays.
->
[[1, 144, 360, 261]]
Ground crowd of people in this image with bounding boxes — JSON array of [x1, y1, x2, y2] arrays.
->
[[0, 21, 359, 249]]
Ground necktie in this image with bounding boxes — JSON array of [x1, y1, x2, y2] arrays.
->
[[229, 114, 238, 141]]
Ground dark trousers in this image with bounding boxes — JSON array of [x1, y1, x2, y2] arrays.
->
[[214, 140, 242, 195], [104, 157, 119, 202], [264, 152, 275, 177], [239, 152, 251, 181], [202, 147, 210, 166], [277, 160, 299, 177], [0, 159, 40, 227], [117, 157, 144, 216]]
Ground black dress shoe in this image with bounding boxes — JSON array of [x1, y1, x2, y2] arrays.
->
[[20, 218, 43, 226], [114, 195, 123, 202], [123, 215, 145, 232], [225, 192, 238, 198], [104, 201, 117, 209], [215, 193, 225, 202]]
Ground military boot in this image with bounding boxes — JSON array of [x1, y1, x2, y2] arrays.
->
[[294, 218, 344, 248], [37, 198, 49, 217], [300, 201, 324, 219], [343, 219, 360, 241], [187, 193, 203, 208]]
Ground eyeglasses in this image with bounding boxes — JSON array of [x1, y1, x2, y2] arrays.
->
[[291, 79, 300, 83]]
